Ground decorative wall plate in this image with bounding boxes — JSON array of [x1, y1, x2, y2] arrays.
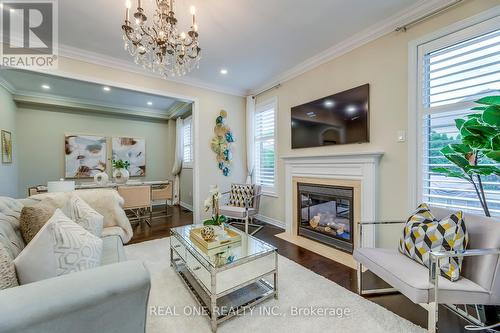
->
[[211, 110, 234, 176]]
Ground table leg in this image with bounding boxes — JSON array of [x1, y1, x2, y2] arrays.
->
[[274, 252, 279, 300], [211, 270, 217, 332]]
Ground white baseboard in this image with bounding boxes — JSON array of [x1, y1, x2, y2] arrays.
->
[[180, 201, 193, 212], [255, 214, 285, 229]]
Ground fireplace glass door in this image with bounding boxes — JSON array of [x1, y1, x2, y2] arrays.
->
[[298, 183, 354, 253]]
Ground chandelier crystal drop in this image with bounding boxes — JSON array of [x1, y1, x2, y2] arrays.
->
[[121, 0, 201, 77]]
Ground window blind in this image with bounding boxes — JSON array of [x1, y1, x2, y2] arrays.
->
[[183, 116, 193, 164], [254, 102, 276, 189], [420, 28, 500, 216]]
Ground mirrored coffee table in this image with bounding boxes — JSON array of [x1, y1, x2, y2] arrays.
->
[[170, 225, 278, 332]]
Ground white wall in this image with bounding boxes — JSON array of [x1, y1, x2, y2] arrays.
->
[[0, 86, 18, 197], [256, 0, 498, 225]]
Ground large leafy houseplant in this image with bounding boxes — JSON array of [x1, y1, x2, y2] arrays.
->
[[433, 96, 500, 217]]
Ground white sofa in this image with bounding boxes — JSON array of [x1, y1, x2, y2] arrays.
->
[[0, 193, 150, 333]]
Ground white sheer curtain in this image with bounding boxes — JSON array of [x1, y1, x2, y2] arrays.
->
[[171, 118, 184, 205], [246, 96, 255, 184]]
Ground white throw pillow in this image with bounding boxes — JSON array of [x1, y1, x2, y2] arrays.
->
[[62, 195, 104, 237], [14, 209, 103, 284]]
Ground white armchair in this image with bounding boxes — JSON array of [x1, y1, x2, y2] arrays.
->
[[219, 184, 262, 234], [353, 206, 500, 333]]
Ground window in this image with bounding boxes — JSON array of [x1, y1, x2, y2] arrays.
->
[[183, 116, 193, 167], [416, 19, 500, 216], [254, 98, 277, 193]]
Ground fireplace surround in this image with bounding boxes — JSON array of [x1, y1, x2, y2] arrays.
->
[[276, 152, 383, 268]]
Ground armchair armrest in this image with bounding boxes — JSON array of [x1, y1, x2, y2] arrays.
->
[[0, 261, 151, 333], [429, 248, 500, 283], [358, 220, 406, 248], [427, 248, 500, 306]]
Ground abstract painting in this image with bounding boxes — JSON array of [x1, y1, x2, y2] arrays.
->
[[112, 137, 146, 176], [65, 135, 107, 178], [1, 130, 12, 164]]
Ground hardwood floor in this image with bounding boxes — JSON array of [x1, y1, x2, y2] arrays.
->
[[130, 206, 476, 333]]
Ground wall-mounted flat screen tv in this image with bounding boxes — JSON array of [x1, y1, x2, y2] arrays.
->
[[291, 84, 369, 149]]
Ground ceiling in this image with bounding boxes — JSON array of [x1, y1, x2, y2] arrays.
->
[[57, 0, 422, 95], [0, 69, 190, 118]]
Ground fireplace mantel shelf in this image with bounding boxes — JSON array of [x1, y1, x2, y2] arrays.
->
[[280, 151, 384, 161]]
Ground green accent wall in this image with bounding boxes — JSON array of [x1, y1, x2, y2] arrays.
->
[[0, 85, 18, 197], [16, 107, 175, 196]]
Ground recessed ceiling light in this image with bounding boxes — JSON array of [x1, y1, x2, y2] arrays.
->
[[147, 101, 153, 106], [220, 69, 228, 75], [324, 100, 335, 108], [346, 105, 357, 114], [103, 86, 111, 92], [41, 84, 50, 90]]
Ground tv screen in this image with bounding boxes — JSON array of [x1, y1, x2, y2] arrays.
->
[[291, 84, 369, 149]]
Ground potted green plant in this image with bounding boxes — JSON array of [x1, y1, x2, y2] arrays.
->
[[432, 96, 500, 217], [203, 185, 227, 236], [112, 159, 131, 184]]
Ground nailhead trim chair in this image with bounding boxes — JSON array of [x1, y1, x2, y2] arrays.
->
[[353, 205, 500, 333]]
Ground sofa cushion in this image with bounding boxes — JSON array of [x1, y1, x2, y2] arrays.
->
[[354, 248, 490, 304], [62, 195, 104, 237], [0, 197, 25, 259], [0, 244, 18, 289], [19, 200, 56, 243], [219, 205, 256, 218], [14, 209, 103, 284], [24, 189, 133, 243], [101, 235, 126, 266], [399, 203, 468, 281]]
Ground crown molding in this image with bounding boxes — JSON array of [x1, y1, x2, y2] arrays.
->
[[0, 76, 15, 94], [58, 44, 247, 97], [13, 90, 170, 120], [250, 0, 458, 95]]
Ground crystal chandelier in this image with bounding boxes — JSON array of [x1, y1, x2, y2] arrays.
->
[[122, 0, 201, 77]]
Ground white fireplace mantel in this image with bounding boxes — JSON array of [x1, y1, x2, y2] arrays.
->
[[282, 151, 384, 249]]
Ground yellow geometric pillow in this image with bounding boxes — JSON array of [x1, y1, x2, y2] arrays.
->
[[399, 203, 468, 281]]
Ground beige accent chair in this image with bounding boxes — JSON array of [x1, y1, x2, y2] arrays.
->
[[151, 182, 173, 217], [353, 205, 500, 333], [219, 184, 262, 235], [118, 185, 152, 226]]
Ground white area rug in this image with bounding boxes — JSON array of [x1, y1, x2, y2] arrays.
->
[[125, 238, 425, 333]]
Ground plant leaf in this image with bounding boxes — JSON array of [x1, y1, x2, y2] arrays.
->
[[475, 96, 500, 106], [470, 106, 487, 111], [482, 105, 500, 127], [467, 165, 500, 176], [484, 150, 500, 163], [432, 167, 469, 180]]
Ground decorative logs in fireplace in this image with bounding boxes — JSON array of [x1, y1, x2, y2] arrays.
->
[[309, 214, 346, 236]]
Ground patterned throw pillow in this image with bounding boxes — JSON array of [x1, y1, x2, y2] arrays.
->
[[229, 184, 254, 207], [0, 244, 18, 290], [399, 203, 468, 281], [19, 200, 56, 243], [14, 209, 103, 285], [62, 195, 104, 237]]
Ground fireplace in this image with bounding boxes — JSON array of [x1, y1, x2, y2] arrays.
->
[[297, 183, 354, 253]]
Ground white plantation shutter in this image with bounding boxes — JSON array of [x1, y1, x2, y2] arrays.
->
[[183, 116, 193, 166], [417, 20, 500, 216], [254, 99, 277, 191]]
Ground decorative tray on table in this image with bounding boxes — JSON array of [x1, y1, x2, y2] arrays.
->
[[189, 226, 242, 250]]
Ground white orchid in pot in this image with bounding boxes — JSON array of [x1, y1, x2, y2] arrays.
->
[[203, 185, 228, 236]]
